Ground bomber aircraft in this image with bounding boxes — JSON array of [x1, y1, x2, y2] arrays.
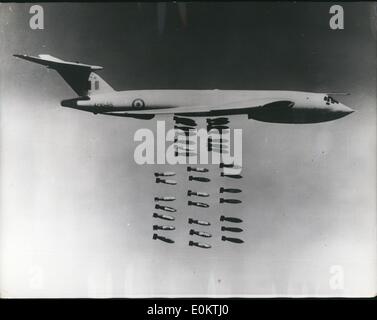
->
[[14, 54, 354, 123]]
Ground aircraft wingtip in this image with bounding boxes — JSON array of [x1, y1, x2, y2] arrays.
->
[[13, 54, 29, 59]]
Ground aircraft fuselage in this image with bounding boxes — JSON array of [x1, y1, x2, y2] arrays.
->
[[61, 90, 354, 123]]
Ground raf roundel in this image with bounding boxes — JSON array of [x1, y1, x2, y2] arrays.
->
[[132, 98, 145, 108]]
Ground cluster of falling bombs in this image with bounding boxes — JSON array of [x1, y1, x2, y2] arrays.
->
[[187, 163, 245, 249], [153, 171, 177, 244], [151, 116, 245, 247]]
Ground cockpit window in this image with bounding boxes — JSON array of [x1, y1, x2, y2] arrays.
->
[[324, 95, 339, 105]]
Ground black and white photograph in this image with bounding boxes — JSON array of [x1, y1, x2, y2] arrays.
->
[[0, 1, 376, 299]]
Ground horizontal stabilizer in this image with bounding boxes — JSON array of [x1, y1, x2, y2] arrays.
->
[[14, 53, 113, 96], [13, 54, 103, 71]]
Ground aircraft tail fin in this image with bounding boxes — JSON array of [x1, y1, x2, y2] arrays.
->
[[14, 54, 115, 97]]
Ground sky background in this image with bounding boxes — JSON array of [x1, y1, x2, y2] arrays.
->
[[0, 2, 376, 297]]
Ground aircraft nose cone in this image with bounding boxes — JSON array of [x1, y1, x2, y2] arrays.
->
[[331, 103, 354, 119], [340, 104, 354, 115]]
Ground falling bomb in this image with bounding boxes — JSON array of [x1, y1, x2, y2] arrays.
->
[[153, 225, 175, 231], [189, 176, 211, 183], [187, 190, 210, 197], [156, 178, 177, 185], [207, 125, 229, 131], [220, 198, 242, 204], [189, 240, 211, 249], [220, 173, 242, 179], [187, 166, 209, 173], [154, 196, 176, 202], [174, 116, 197, 127], [220, 215, 243, 223], [188, 200, 209, 208], [206, 117, 229, 125], [155, 204, 177, 213], [189, 229, 212, 238], [188, 218, 211, 226], [221, 236, 244, 244], [153, 233, 174, 244], [221, 226, 243, 233], [174, 125, 196, 131], [153, 213, 175, 221], [219, 163, 242, 170], [154, 172, 176, 177], [220, 187, 242, 193]]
